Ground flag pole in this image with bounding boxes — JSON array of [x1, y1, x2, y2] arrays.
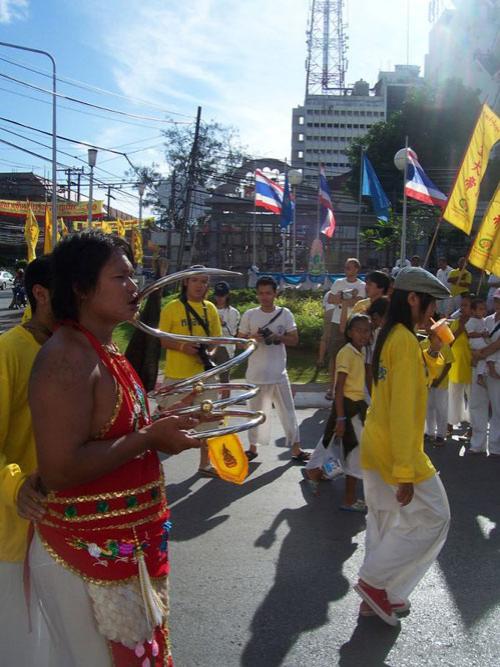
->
[[356, 147, 364, 258], [253, 174, 257, 267], [400, 136, 409, 267], [316, 163, 321, 238], [423, 213, 443, 268], [292, 184, 297, 273]]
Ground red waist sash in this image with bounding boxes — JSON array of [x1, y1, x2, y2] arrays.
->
[[37, 450, 170, 582]]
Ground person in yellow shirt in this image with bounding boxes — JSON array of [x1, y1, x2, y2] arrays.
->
[[448, 294, 472, 430], [421, 332, 454, 446], [0, 255, 53, 665], [350, 270, 390, 317], [354, 267, 451, 626], [447, 257, 472, 312], [158, 267, 222, 476], [305, 314, 372, 509]]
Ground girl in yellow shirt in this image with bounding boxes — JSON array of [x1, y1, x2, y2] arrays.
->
[[354, 267, 451, 626]]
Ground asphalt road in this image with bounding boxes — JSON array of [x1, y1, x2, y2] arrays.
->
[[0, 287, 22, 332], [163, 408, 500, 667]]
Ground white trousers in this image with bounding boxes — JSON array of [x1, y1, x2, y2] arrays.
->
[[30, 533, 110, 667], [248, 379, 299, 447], [359, 470, 450, 600], [487, 375, 500, 455], [426, 387, 449, 438], [448, 382, 470, 426], [0, 560, 51, 666], [469, 367, 490, 453]]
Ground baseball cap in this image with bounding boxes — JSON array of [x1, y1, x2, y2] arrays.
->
[[394, 267, 451, 299], [214, 281, 230, 296], [494, 287, 500, 299]]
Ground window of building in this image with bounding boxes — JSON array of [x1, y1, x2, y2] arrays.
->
[[297, 150, 304, 158], [298, 116, 304, 125], [298, 133, 304, 141]]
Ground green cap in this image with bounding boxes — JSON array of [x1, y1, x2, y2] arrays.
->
[[394, 267, 451, 299]]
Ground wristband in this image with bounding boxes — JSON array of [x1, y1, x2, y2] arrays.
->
[[336, 416, 347, 422]]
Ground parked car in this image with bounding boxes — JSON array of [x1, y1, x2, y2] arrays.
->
[[0, 270, 14, 290]]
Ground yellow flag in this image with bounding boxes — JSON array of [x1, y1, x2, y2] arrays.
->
[[58, 218, 68, 239], [116, 218, 126, 238], [131, 227, 143, 264], [469, 185, 500, 275], [24, 206, 39, 262], [101, 221, 113, 234], [443, 104, 500, 235], [43, 205, 53, 254]]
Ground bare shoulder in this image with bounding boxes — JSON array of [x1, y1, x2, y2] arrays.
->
[[31, 327, 98, 391]]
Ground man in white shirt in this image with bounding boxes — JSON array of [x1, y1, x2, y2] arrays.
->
[[316, 289, 336, 368], [436, 256, 453, 316], [479, 289, 500, 456], [325, 257, 366, 399], [486, 273, 500, 313], [238, 275, 310, 463]]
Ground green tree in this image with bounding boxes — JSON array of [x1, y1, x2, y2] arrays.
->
[[130, 121, 249, 228]]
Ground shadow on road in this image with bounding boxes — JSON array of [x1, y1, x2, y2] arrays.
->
[[241, 483, 365, 667], [167, 462, 293, 542], [338, 619, 401, 667], [430, 444, 500, 627]]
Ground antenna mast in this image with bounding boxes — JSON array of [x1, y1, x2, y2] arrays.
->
[[305, 0, 348, 97]]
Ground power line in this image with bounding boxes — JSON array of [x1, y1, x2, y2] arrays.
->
[[0, 53, 193, 118]]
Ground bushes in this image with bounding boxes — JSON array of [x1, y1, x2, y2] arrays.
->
[[113, 288, 325, 353]]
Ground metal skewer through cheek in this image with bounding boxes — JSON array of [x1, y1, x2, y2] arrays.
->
[[132, 267, 266, 438]]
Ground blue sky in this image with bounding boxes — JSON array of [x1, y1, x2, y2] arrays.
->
[[0, 0, 452, 215]]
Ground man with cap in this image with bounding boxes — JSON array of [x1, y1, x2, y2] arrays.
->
[[213, 281, 240, 396], [354, 267, 451, 626]]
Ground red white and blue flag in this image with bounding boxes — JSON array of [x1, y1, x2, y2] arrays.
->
[[255, 169, 284, 214], [319, 164, 336, 238], [405, 149, 448, 209]]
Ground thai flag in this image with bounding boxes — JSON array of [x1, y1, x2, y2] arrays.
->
[[405, 149, 448, 209], [319, 164, 336, 238], [255, 169, 284, 214]]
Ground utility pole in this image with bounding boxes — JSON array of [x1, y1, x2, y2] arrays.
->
[[106, 185, 112, 220], [176, 106, 202, 271]]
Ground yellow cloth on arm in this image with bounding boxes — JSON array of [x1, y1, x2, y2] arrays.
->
[[159, 298, 222, 379], [448, 320, 472, 385], [420, 338, 455, 389], [0, 326, 40, 562], [447, 269, 472, 297], [351, 298, 371, 315], [360, 324, 437, 485], [335, 343, 366, 401]]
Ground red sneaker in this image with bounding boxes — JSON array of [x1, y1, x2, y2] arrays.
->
[[354, 579, 399, 626], [359, 599, 410, 617]]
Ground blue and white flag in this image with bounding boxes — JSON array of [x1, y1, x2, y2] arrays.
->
[[280, 172, 294, 229], [362, 154, 391, 221], [255, 169, 284, 214], [405, 149, 448, 209], [319, 164, 336, 238]]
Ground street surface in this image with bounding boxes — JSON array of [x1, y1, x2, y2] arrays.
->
[[164, 408, 500, 667], [1, 295, 498, 665]]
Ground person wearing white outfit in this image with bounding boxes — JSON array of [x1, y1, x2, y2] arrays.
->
[[478, 290, 500, 456], [355, 267, 451, 626], [436, 256, 453, 316], [238, 275, 310, 463], [465, 297, 490, 454]]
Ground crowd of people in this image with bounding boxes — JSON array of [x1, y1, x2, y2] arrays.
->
[[1, 230, 499, 663]]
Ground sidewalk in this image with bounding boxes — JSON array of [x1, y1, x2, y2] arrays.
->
[[292, 382, 331, 408], [0, 307, 22, 333]]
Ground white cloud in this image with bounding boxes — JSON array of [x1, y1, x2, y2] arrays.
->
[[0, 0, 29, 23]]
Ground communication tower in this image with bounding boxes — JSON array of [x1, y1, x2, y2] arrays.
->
[[305, 0, 348, 97]]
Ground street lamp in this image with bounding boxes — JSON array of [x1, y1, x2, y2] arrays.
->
[[0, 42, 57, 247], [288, 169, 303, 273], [87, 148, 98, 225], [394, 138, 410, 269]]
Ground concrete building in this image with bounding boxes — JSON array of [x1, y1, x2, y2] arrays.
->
[[425, 0, 500, 111], [291, 65, 425, 183]]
